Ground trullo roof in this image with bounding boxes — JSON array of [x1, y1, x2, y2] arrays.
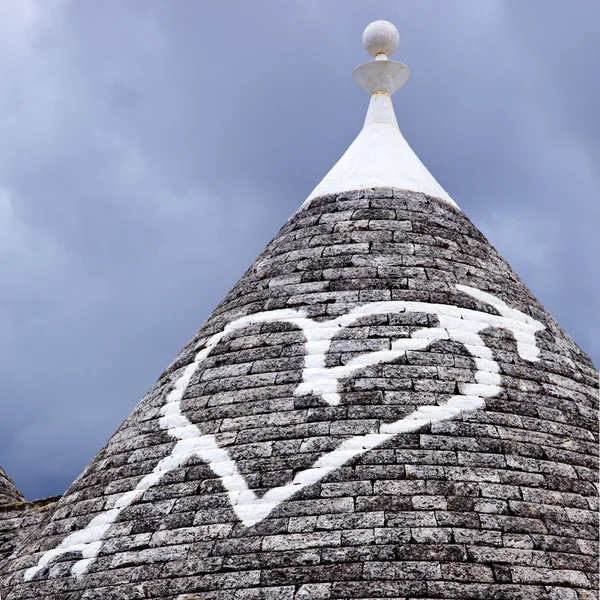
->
[[1, 19, 598, 600], [0, 467, 23, 506]]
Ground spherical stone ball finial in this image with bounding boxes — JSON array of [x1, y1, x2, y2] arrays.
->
[[362, 20, 399, 58]]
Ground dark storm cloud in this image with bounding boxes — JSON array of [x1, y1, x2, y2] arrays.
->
[[0, 0, 597, 499]]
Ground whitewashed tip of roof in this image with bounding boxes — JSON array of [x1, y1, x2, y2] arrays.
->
[[301, 20, 458, 211]]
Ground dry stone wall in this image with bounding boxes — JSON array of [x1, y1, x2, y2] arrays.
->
[[0, 469, 23, 507], [0, 498, 59, 571], [1, 190, 598, 600]]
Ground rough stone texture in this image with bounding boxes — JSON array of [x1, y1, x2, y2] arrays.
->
[[0, 189, 598, 599], [0, 498, 59, 567], [0, 468, 23, 506]]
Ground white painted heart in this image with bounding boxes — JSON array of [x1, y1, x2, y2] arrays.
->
[[24, 285, 544, 580]]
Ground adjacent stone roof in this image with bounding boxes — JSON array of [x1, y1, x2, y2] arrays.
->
[[0, 468, 23, 506], [1, 189, 597, 600]]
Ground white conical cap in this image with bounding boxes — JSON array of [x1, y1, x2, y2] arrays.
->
[[303, 21, 457, 210]]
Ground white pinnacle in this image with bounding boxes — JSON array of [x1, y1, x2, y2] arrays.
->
[[362, 20, 399, 58], [303, 20, 457, 209]]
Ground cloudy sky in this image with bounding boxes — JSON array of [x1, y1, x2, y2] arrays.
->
[[1, 0, 598, 500]]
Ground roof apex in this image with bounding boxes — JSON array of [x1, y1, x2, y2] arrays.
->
[[303, 20, 457, 210]]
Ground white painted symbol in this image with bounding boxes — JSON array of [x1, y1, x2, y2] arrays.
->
[[24, 285, 544, 580]]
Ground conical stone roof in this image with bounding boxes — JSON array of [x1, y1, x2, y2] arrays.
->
[[1, 20, 598, 600], [0, 467, 23, 505]]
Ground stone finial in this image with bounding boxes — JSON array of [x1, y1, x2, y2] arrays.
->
[[303, 19, 455, 207], [353, 21, 410, 96], [362, 20, 399, 59]]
